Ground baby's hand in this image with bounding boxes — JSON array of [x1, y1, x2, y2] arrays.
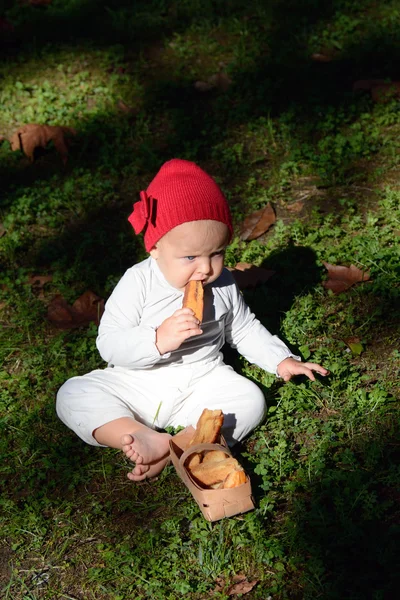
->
[[156, 308, 202, 355], [277, 357, 329, 382]]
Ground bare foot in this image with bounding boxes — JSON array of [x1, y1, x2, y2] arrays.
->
[[127, 454, 171, 482], [121, 429, 171, 481]]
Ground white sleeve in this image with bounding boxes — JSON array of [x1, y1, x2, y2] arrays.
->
[[224, 278, 300, 375], [96, 268, 163, 369]]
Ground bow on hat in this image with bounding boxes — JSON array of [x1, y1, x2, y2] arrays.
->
[[128, 190, 156, 234]]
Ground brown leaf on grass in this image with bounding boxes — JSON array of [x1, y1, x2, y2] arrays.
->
[[227, 262, 275, 289], [194, 80, 214, 92], [311, 53, 333, 62], [213, 573, 258, 596], [194, 70, 232, 93], [286, 200, 304, 213], [117, 100, 136, 114], [47, 291, 104, 329], [28, 275, 53, 288], [353, 79, 400, 103], [353, 79, 386, 91], [323, 262, 371, 294], [370, 82, 400, 103], [240, 202, 276, 241], [228, 575, 258, 596], [10, 124, 76, 164], [208, 71, 232, 92], [28, 275, 53, 298]]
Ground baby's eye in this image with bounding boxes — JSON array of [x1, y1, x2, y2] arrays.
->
[[185, 256, 196, 261]]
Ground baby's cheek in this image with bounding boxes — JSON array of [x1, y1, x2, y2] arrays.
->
[[212, 256, 224, 273]]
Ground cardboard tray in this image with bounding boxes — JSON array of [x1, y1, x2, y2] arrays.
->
[[169, 426, 255, 522]]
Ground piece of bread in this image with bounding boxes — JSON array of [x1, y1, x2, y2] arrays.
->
[[183, 408, 249, 489], [202, 450, 229, 464], [185, 453, 202, 469], [190, 457, 239, 487], [188, 409, 224, 446], [183, 280, 204, 322], [222, 466, 246, 488], [209, 482, 223, 489], [185, 409, 224, 469]]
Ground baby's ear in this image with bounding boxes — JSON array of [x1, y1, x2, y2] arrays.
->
[[149, 245, 159, 259]]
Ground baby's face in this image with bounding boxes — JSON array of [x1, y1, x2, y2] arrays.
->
[[150, 220, 230, 290]]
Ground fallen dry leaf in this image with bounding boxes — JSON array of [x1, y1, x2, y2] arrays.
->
[[286, 201, 304, 213], [227, 262, 275, 289], [194, 70, 232, 93], [117, 100, 136, 114], [323, 262, 371, 294], [213, 573, 258, 596], [28, 275, 53, 298], [209, 71, 232, 92], [228, 577, 258, 596], [47, 291, 104, 329], [353, 79, 400, 103], [240, 202, 276, 241], [370, 82, 400, 103], [194, 80, 214, 92], [353, 79, 386, 91], [311, 53, 333, 62], [10, 124, 76, 164], [28, 275, 53, 288]]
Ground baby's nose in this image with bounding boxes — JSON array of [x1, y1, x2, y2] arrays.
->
[[197, 257, 212, 275]]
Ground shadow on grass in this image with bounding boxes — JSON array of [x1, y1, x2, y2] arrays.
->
[[0, 0, 342, 56], [223, 244, 322, 374], [1, 0, 400, 209], [284, 413, 400, 599]]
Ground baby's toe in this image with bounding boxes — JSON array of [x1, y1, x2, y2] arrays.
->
[[133, 463, 149, 476], [127, 464, 150, 481], [130, 451, 143, 464], [123, 448, 141, 463], [121, 434, 134, 446]]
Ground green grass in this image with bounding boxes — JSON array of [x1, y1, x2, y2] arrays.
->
[[1, 1, 400, 598]]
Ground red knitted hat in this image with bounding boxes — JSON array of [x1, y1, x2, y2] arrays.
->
[[128, 159, 233, 251]]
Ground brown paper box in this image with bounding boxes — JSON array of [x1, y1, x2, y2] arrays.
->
[[169, 426, 255, 522]]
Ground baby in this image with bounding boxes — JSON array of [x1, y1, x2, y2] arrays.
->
[[56, 159, 328, 481]]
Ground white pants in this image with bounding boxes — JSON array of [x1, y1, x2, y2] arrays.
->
[[56, 356, 266, 446]]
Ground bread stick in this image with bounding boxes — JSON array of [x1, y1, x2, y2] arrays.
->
[[187, 449, 227, 471], [185, 453, 202, 470], [185, 409, 224, 469], [222, 466, 246, 488], [202, 450, 229, 464], [190, 457, 239, 487], [184, 408, 249, 489], [188, 409, 224, 446], [183, 280, 204, 322]]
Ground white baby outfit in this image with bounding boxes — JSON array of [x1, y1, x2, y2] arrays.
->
[[56, 257, 297, 445]]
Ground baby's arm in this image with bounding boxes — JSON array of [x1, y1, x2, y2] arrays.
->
[[223, 275, 297, 374], [223, 272, 327, 379], [96, 268, 162, 368]]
